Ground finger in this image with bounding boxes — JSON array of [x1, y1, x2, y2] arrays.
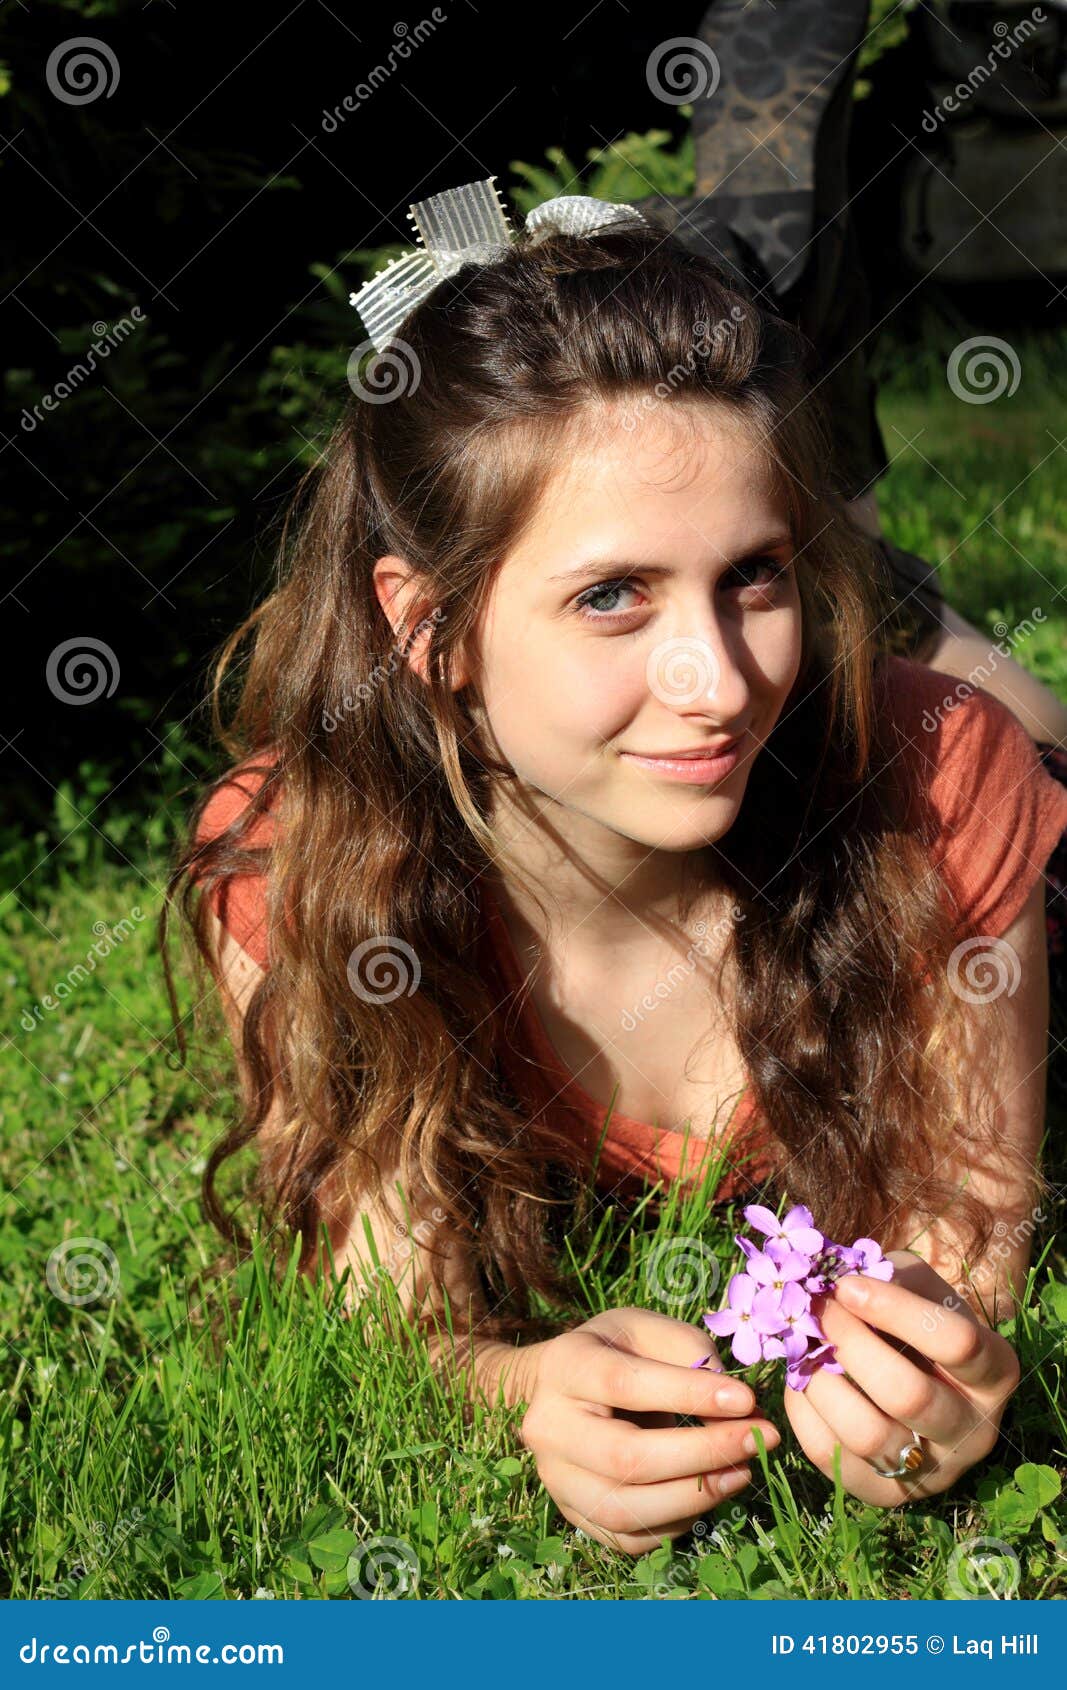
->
[[589, 1306, 730, 1371], [555, 1459, 754, 1540], [803, 1365, 930, 1472], [834, 1271, 1008, 1392], [785, 1382, 926, 1502], [818, 1297, 973, 1444], [579, 1406, 781, 1486], [566, 1332, 757, 1418], [564, 1507, 721, 1558]]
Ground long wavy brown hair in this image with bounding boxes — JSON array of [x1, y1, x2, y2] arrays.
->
[[162, 214, 1017, 1347]]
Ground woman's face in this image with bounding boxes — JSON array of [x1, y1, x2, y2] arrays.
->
[[467, 402, 805, 861]]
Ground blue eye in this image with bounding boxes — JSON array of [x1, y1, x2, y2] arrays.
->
[[573, 580, 646, 622], [572, 559, 789, 624]]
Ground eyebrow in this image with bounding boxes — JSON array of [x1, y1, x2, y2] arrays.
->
[[547, 534, 795, 585]]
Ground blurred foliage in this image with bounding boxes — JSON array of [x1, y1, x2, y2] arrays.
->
[[856, 0, 918, 99]]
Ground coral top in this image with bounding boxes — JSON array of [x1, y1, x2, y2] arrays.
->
[[192, 658, 1067, 1205]]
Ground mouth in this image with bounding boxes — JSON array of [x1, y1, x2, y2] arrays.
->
[[624, 737, 741, 760], [619, 735, 745, 785]]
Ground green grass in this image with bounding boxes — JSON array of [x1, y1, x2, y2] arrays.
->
[[872, 326, 1067, 699], [2, 340, 1066, 1601]]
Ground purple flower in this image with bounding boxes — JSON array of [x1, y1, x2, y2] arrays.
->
[[803, 1244, 856, 1295], [695, 1207, 894, 1396], [763, 1281, 823, 1362], [746, 1248, 812, 1301], [702, 1272, 783, 1366], [842, 1237, 894, 1281], [743, 1203, 824, 1258], [785, 1340, 844, 1393]]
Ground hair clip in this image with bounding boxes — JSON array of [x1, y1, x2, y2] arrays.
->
[[350, 175, 648, 354]]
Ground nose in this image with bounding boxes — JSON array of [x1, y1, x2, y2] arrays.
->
[[644, 614, 752, 734]]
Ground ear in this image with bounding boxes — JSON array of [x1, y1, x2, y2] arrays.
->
[[373, 555, 470, 689]]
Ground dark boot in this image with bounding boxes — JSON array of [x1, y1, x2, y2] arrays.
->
[[633, 0, 887, 505], [688, 0, 871, 299]]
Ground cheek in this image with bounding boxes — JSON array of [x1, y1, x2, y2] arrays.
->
[[753, 602, 804, 692], [559, 644, 639, 729], [480, 637, 639, 780]]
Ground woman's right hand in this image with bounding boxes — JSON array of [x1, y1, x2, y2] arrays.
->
[[519, 1305, 780, 1556]]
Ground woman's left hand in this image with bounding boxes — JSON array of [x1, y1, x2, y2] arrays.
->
[[782, 1250, 1021, 1503]]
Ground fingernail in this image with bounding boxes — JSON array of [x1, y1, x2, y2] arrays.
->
[[717, 1467, 751, 1497], [742, 1427, 777, 1456], [714, 1383, 753, 1411]]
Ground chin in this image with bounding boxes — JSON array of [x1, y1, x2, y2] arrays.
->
[[621, 801, 741, 852]]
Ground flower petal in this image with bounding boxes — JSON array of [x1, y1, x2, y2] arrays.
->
[[851, 1237, 883, 1261], [784, 1204, 816, 1229], [782, 1329, 812, 1362], [778, 1281, 810, 1318], [731, 1323, 765, 1366], [783, 1206, 824, 1253], [728, 1272, 758, 1311], [742, 1204, 780, 1238], [775, 1250, 814, 1283], [746, 1251, 778, 1286]]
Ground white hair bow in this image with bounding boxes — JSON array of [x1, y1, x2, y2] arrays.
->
[[349, 175, 649, 354]]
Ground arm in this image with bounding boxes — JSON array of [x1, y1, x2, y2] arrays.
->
[[204, 909, 542, 1411], [890, 872, 1049, 1318], [783, 878, 1048, 1501], [847, 489, 1067, 746]]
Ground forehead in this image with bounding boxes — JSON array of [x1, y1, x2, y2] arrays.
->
[[507, 401, 788, 573]]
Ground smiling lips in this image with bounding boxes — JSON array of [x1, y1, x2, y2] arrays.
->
[[619, 736, 745, 785], [626, 737, 740, 759]]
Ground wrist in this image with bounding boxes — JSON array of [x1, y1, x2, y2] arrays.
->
[[472, 1336, 546, 1409], [426, 1329, 546, 1409]]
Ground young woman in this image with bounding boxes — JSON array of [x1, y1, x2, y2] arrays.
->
[[164, 188, 1067, 1558]]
